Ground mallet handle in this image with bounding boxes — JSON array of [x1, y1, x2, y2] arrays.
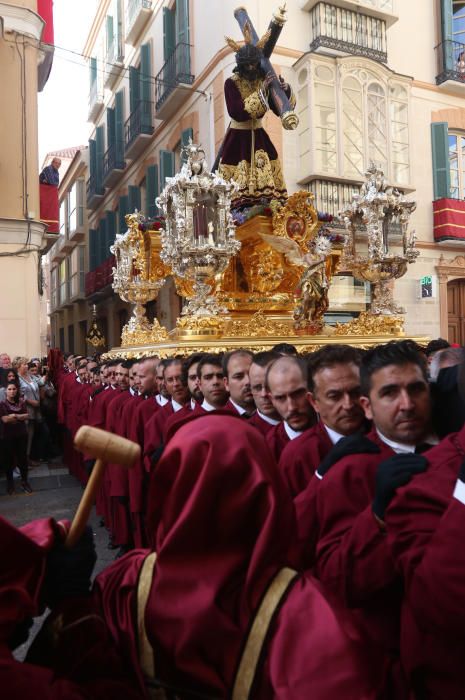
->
[[65, 458, 105, 549]]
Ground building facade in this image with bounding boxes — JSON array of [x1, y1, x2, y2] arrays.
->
[[0, 0, 54, 357], [47, 0, 465, 351]]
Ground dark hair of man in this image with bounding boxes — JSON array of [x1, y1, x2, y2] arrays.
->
[[265, 355, 309, 391], [182, 353, 205, 384], [360, 340, 428, 396], [106, 359, 121, 368], [63, 352, 72, 361], [77, 360, 88, 370], [197, 353, 223, 379], [222, 349, 253, 378], [272, 342, 298, 356], [425, 337, 450, 357], [163, 357, 183, 373], [27, 361, 36, 370], [120, 360, 134, 370], [252, 350, 281, 368], [307, 344, 362, 393]]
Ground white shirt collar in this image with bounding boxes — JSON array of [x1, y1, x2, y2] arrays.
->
[[376, 429, 415, 454], [171, 399, 183, 412], [156, 394, 169, 406], [229, 398, 247, 415], [284, 422, 303, 440], [201, 398, 216, 412], [130, 387, 138, 396], [324, 424, 346, 445], [257, 410, 280, 426], [190, 397, 197, 410]]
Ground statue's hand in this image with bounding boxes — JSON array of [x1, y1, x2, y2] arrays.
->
[[279, 74, 289, 91], [263, 71, 274, 89]]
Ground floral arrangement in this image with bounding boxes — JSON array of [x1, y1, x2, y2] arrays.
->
[[138, 215, 165, 232]]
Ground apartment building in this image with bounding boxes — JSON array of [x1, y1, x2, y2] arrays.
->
[[48, 0, 465, 351]]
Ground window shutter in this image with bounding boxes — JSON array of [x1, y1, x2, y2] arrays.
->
[[163, 7, 176, 62], [159, 149, 175, 188], [115, 90, 125, 165], [176, 0, 190, 75], [119, 194, 129, 232], [106, 210, 117, 249], [128, 185, 141, 213], [146, 164, 159, 218], [89, 57, 97, 86], [440, 0, 453, 42], [89, 228, 98, 270], [181, 128, 194, 163], [140, 43, 152, 131], [96, 125, 105, 187], [77, 180, 85, 227], [106, 15, 114, 56], [129, 65, 140, 114], [106, 107, 116, 151], [431, 122, 450, 200], [89, 138, 97, 180], [99, 218, 108, 265]]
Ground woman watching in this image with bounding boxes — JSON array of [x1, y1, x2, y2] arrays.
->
[[14, 356, 40, 467], [0, 382, 31, 494], [0, 368, 21, 402]]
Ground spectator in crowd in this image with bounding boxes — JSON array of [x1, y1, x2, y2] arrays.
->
[[39, 157, 61, 186], [0, 382, 31, 494], [14, 356, 41, 467]]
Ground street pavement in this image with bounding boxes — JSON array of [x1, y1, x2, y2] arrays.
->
[[0, 458, 118, 660]]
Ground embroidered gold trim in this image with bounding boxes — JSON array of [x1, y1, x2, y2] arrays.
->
[[137, 553, 158, 682], [232, 567, 298, 700], [219, 151, 286, 197], [244, 91, 267, 119]]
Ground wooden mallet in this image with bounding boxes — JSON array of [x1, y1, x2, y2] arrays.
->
[[65, 425, 141, 549]]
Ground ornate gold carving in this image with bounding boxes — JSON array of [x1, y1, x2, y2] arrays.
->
[[219, 152, 285, 196], [272, 191, 319, 245], [281, 110, 299, 130], [224, 310, 296, 337], [121, 322, 169, 347], [333, 311, 405, 337], [176, 315, 225, 338]]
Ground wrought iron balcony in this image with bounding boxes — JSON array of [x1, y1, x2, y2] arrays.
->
[[124, 100, 154, 159], [103, 143, 126, 187], [155, 42, 195, 119], [86, 174, 105, 210], [125, 0, 152, 45], [301, 0, 398, 27], [436, 40, 465, 91], [308, 2, 387, 62]]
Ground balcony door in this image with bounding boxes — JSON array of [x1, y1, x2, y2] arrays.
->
[[447, 278, 465, 343]]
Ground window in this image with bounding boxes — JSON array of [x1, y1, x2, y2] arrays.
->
[[453, 1, 465, 44], [300, 58, 410, 186], [449, 132, 465, 198], [68, 185, 77, 233], [309, 2, 387, 62], [59, 200, 66, 236], [58, 260, 67, 305]]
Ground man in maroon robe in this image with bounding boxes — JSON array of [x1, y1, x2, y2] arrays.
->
[[248, 351, 281, 435], [313, 341, 436, 698], [281, 344, 365, 496], [222, 349, 255, 416], [265, 355, 316, 461], [94, 416, 380, 699], [384, 422, 465, 699]]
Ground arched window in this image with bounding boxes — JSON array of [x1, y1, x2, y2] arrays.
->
[[367, 83, 387, 174]]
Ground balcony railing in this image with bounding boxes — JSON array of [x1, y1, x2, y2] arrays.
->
[[309, 179, 362, 222], [85, 256, 115, 297], [155, 42, 195, 112], [86, 174, 105, 209], [436, 40, 465, 87], [309, 2, 387, 62], [104, 35, 124, 89], [103, 143, 126, 185], [88, 78, 104, 121], [125, 0, 152, 45], [124, 100, 154, 154]]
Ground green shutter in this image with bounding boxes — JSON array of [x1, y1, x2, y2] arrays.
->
[[106, 107, 116, 151], [146, 164, 159, 218], [106, 210, 117, 249], [129, 65, 140, 114], [99, 218, 108, 265], [106, 15, 114, 56], [89, 57, 97, 86], [89, 228, 98, 270], [441, 0, 453, 70], [176, 0, 189, 45], [181, 128, 193, 163], [163, 7, 176, 61], [431, 122, 451, 200], [119, 194, 129, 232], [115, 90, 125, 165], [96, 125, 105, 187], [128, 185, 141, 213], [140, 43, 152, 131], [89, 138, 97, 180], [159, 149, 175, 188]]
